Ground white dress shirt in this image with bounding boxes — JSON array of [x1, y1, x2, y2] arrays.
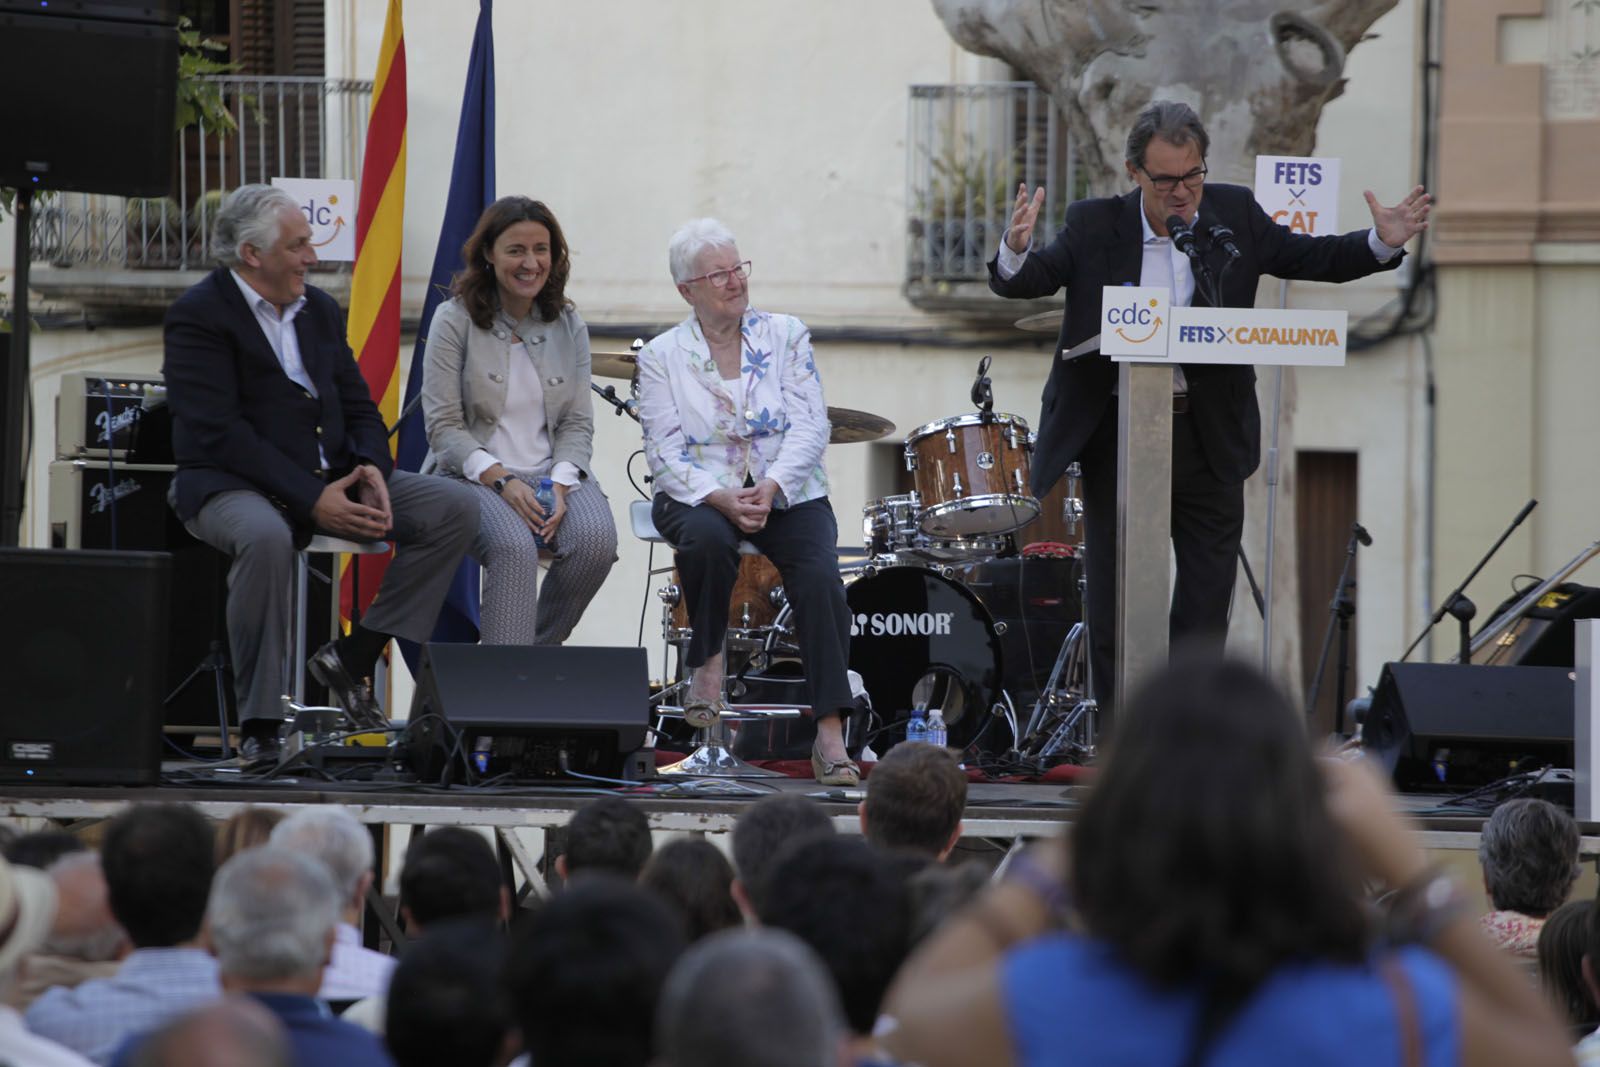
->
[[229, 270, 326, 468], [316, 923, 396, 1003]]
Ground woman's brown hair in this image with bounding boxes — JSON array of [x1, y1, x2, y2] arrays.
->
[[451, 196, 572, 328]]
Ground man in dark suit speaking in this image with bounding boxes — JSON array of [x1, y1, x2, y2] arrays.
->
[[164, 185, 479, 762], [990, 100, 1430, 717]]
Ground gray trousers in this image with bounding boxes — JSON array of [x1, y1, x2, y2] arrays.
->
[[180, 470, 479, 725], [462, 470, 618, 645]]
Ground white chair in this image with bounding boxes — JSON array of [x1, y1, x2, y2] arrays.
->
[[286, 535, 390, 706], [629, 499, 791, 777]]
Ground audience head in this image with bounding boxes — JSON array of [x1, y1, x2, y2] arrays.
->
[[758, 836, 912, 1036], [1479, 798, 1580, 918], [1072, 658, 1368, 997], [4, 830, 86, 870], [0, 853, 60, 983], [657, 928, 845, 1067], [730, 794, 836, 918], [269, 805, 373, 917], [204, 846, 340, 990], [214, 807, 285, 867], [861, 742, 967, 860], [102, 803, 215, 949], [453, 195, 572, 326], [1539, 899, 1598, 1037], [128, 997, 292, 1067], [399, 827, 507, 932], [556, 796, 652, 884], [386, 917, 513, 1067], [41, 851, 128, 962], [503, 875, 686, 1067], [906, 861, 989, 948], [639, 837, 741, 943]]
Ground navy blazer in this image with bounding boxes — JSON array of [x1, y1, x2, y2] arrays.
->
[[164, 268, 393, 532], [989, 183, 1405, 492]]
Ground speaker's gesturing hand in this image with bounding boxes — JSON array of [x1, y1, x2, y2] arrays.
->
[[1006, 184, 1046, 255]]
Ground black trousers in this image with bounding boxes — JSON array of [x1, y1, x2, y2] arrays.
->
[[652, 495, 854, 722], [1079, 402, 1244, 722]]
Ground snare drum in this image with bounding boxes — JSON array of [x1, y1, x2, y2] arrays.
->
[[660, 554, 785, 646], [905, 412, 1039, 538]]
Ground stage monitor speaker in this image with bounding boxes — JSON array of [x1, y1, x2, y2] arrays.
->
[[1363, 662, 1573, 791], [0, 8, 177, 197], [405, 644, 652, 784], [0, 548, 168, 784]]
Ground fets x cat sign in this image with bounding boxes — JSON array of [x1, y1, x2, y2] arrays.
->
[[1253, 156, 1339, 236]]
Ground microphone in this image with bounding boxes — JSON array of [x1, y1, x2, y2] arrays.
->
[[970, 356, 994, 412], [1206, 222, 1241, 260], [1165, 215, 1200, 259], [1352, 522, 1372, 547]]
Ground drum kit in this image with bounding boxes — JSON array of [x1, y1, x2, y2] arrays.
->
[[593, 343, 1099, 768]]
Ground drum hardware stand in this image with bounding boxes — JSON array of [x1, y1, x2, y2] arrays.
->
[[1305, 522, 1369, 734], [1020, 543, 1098, 764], [971, 356, 995, 416], [164, 550, 236, 758], [1399, 498, 1536, 663], [1236, 545, 1265, 619]]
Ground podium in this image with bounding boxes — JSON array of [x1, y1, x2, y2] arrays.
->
[[1096, 288, 1349, 703]]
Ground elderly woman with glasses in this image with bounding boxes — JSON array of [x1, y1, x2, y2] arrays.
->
[[637, 218, 858, 786]]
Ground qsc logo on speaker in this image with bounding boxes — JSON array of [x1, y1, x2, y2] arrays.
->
[[1099, 285, 1171, 358]]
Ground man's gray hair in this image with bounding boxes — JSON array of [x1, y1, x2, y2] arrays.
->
[[656, 928, 843, 1067], [213, 184, 299, 269], [42, 852, 127, 962], [667, 217, 738, 285], [1124, 100, 1210, 169], [1478, 797, 1580, 917], [269, 805, 373, 902], [207, 847, 341, 982]]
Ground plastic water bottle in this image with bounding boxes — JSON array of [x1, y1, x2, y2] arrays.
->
[[533, 477, 556, 550], [472, 735, 493, 775], [926, 708, 948, 749], [905, 705, 929, 746]]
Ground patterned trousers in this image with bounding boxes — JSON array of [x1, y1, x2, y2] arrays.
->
[[457, 468, 618, 645]]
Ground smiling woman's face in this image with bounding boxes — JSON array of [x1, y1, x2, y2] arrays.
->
[[488, 220, 553, 312]]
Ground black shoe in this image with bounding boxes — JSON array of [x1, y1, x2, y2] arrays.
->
[[239, 733, 283, 766], [307, 642, 386, 731]]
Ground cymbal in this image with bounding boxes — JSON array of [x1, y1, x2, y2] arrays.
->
[[828, 406, 895, 444], [592, 351, 640, 380], [1015, 310, 1063, 333]]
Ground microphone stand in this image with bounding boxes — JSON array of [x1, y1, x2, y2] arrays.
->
[[1306, 522, 1369, 732], [592, 383, 641, 422], [1399, 498, 1537, 662]]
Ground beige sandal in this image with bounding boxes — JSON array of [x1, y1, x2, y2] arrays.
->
[[682, 698, 726, 731], [811, 742, 861, 787]]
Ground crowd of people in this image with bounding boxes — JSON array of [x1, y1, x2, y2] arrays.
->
[[0, 659, 1590, 1066]]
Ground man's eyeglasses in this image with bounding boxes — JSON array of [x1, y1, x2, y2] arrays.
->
[[683, 260, 752, 289], [1140, 166, 1207, 193]]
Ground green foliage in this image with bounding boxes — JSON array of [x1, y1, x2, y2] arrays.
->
[[175, 16, 242, 132]]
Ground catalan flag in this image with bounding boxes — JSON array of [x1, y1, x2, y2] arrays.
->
[[340, 0, 406, 625], [394, 0, 497, 649]]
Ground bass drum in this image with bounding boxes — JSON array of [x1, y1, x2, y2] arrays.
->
[[768, 564, 1007, 753]]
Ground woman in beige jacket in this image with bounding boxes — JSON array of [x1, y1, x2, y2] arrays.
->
[[421, 197, 616, 644]]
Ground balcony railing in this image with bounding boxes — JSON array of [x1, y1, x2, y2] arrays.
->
[[31, 75, 373, 274], [906, 82, 1087, 307]]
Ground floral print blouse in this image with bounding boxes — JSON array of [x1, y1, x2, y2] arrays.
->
[[638, 308, 830, 508]]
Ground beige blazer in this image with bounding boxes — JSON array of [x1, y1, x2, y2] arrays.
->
[[419, 297, 596, 479]]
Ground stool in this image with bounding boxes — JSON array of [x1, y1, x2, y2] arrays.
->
[[286, 535, 390, 706], [628, 499, 791, 778]]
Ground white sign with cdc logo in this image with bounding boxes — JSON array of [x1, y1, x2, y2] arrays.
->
[[270, 177, 357, 262], [1098, 286, 1171, 359]]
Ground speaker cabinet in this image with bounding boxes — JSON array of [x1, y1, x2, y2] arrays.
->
[[1364, 662, 1573, 791], [0, 7, 177, 196], [0, 548, 169, 784], [405, 645, 652, 784]]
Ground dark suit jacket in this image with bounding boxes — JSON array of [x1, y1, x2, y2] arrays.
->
[[163, 268, 392, 533], [988, 183, 1405, 493]]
